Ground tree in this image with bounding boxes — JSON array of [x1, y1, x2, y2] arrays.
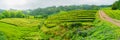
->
[[1, 10, 25, 18], [2, 10, 11, 18], [16, 10, 25, 18], [112, 0, 120, 10]]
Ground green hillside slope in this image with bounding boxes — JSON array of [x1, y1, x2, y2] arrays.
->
[[37, 10, 97, 40], [104, 10, 120, 20]]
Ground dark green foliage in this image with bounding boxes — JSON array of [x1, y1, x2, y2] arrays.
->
[[0, 31, 6, 40], [44, 10, 96, 26], [30, 5, 100, 17], [112, 0, 120, 10], [1, 10, 25, 18], [68, 23, 82, 29], [0, 4, 117, 40], [37, 10, 97, 40]]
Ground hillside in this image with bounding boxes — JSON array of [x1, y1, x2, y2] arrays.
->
[[0, 18, 41, 27], [1, 10, 120, 40], [45, 10, 96, 26], [0, 10, 97, 40], [0, 0, 120, 40], [37, 10, 97, 40]]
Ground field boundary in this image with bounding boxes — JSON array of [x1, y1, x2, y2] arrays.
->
[[0, 21, 18, 26], [99, 10, 120, 26]]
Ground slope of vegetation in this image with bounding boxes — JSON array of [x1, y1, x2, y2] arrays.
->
[[0, 9, 120, 40], [38, 10, 120, 40], [0, 22, 42, 40], [0, 10, 98, 40], [0, 3, 118, 39], [45, 10, 96, 26], [0, 18, 41, 27], [104, 10, 120, 20], [30, 5, 100, 17], [112, 0, 120, 10], [88, 12, 120, 40], [36, 10, 97, 40]]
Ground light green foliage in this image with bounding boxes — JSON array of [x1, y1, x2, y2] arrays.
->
[[0, 21, 41, 40], [1, 10, 120, 40], [1, 10, 25, 18], [45, 10, 96, 26], [101, 7, 112, 10], [38, 10, 97, 40], [0, 18, 41, 27], [104, 10, 120, 20], [30, 5, 99, 17], [87, 12, 120, 40]]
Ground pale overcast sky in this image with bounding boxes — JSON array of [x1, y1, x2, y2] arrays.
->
[[0, 0, 118, 10]]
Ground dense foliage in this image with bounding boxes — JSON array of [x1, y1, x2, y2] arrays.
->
[[0, 4, 119, 40], [0, 5, 110, 19], [37, 10, 97, 40], [91, 12, 120, 40], [0, 31, 6, 40], [0, 10, 97, 40], [44, 10, 96, 27], [104, 10, 120, 20], [0, 18, 41, 27], [0, 10, 25, 18], [30, 5, 100, 17], [112, 0, 120, 10]]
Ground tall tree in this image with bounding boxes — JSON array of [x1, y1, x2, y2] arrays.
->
[[1, 10, 25, 18], [112, 0, 120, 10]]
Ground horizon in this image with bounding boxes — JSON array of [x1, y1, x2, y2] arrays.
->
[[0, 0, 117, 10]]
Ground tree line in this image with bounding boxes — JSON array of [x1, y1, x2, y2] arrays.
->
[[0, 5, 110, 19]]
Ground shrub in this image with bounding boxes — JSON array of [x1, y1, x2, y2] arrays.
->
[[0, 31, 7, 40], [67, 23, 82, 29]]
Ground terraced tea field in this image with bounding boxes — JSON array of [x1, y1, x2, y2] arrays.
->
[[104, 10, 120, 20], [0, 18, 42, 27], [1, 10, 120, 40], [45, 10, 96, 27], [37, 10, 98, 40]]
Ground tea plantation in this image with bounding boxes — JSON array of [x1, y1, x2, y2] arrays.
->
[[0, 10, 120, 40]]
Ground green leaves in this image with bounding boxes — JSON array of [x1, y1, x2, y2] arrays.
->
[[1, 10, 25, 18], [0, 31, 7, 40], [104, 10, 120, 20], [112, 0, 120, 10]]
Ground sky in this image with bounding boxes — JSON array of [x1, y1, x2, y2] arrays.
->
[[0, 0, 118, 10]]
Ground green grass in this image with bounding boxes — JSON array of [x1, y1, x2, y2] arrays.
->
[[45, 10, 96, 27], [0, 31, 7, 40], [104, 10, 120, 20], [0, 18, 41, 27], [0, 22, 39, 40], [101, 7, 112, 10], [65, 11, 120, 40], [0, 22, 23, 40], [88, 11, 120, 40], [1, 10, 120, 40], [36, 10, 97, 40]]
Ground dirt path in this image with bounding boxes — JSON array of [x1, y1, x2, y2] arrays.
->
[[99, 10, 120, 26]]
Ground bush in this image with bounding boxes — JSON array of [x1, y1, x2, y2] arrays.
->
[[112, 0, 120, 10], [0, 31, 7, 40], [67, 23, 82, 29]]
